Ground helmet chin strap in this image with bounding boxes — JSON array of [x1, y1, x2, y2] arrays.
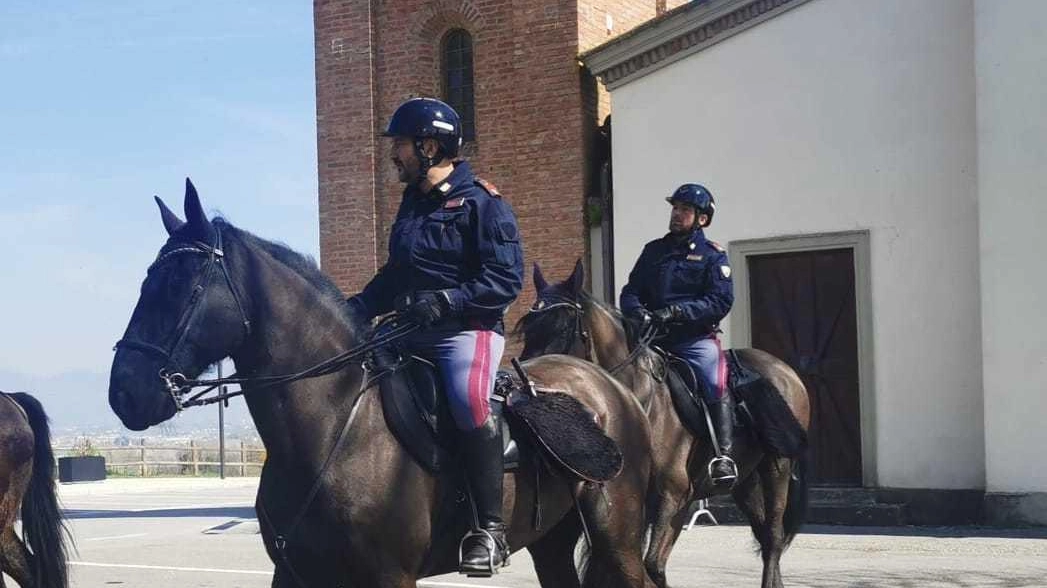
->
[[413, 139, 442, 185]]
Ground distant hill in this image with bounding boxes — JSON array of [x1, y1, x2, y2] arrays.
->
[[0, 369, 256, 436]]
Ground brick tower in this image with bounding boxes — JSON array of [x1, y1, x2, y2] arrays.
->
[[314, 0, 684, 329]]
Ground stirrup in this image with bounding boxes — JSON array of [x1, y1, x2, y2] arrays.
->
[[458, 528, 508, 577], [708, 455, 738, 485]]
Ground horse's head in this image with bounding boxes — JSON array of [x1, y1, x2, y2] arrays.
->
[[109, 179, 251, 430], [517, 260, 591, 360]]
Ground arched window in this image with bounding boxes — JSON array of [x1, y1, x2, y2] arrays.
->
[[442, 29, 475, 142]]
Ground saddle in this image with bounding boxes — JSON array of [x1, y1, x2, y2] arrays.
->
[[376, 352, 520, 473], [662, 349, 806, 458], [374, 345, 622, 482], [663, 352, 739, 443]]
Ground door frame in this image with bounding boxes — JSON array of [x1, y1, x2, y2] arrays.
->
[[728, 230, 877, 487]]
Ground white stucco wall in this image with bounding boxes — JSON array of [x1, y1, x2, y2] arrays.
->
[[611, 0, 983, 488], [976, 0, 1047, 494]]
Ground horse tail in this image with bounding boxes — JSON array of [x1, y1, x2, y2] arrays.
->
[[10, 392, 70, 588], [782, 451, 809, 550]]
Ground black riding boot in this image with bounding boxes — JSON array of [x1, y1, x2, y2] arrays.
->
[[708, 394, 738, 487], [459, 414, 509, 576]]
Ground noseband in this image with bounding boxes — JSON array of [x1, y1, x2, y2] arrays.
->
[[114, 226, 252, 407]]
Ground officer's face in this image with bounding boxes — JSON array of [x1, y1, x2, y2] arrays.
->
[[669, 202, 698, 234], [391, 137, 420, 183]]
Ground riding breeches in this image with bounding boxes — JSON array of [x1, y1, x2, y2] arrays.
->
[[668, 335, 727, 403], [405, 329, 505, 431]]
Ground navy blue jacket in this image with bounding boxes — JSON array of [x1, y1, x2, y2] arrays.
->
[[348, 161, 524, 330], [619, 228, 733, 343]]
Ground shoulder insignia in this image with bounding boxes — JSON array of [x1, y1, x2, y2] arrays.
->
[[709, 240, 725, 253], [720, 266, 732, 279], [443, 197, 466, 209], [475, 178, 501, 198]]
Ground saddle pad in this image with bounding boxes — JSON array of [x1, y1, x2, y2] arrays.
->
[[507, 391, 623, 483], [726, 351, 807, 458]]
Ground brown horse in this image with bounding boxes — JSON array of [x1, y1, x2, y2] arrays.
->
[[518, 262, 811, 588], [108, 182, 657, 588], [0, 391, 69, 588]]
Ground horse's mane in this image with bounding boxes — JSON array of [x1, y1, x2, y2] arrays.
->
[[214, 219, 359, 332], [579, 291, 644, 350]]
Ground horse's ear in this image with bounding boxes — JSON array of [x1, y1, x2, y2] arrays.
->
[[154, 196, 185, 235], [568, 259, 585, 295], [533, 262, 549, 293], [182, 177, 214, 238]]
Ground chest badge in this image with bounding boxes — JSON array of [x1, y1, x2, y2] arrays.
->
[[444, 197, 466, 209], [687, 254, 703, 261], [720, 266, 732, 278]]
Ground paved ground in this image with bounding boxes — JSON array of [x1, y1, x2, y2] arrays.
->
[[22, 478, 1047, 587]]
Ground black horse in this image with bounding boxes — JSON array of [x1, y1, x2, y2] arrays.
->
[[0, 391, 68, 588], [518, 262, 810, 588], [108, 180, 659, 587]]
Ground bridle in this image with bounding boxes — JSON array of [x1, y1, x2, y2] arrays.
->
[[114, 225, 417, 410], [525, 296, 593, 361], [523, 294, 662, 376], [114, 226, 251, 406]]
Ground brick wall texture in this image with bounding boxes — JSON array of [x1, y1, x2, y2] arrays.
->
[[314, 0, 672, 341]]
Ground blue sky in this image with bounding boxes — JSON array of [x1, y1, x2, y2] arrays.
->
[[0, 1, 319, 388]]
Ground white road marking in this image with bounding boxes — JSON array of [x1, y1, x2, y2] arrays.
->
[[70, 562, 511, 587], [65, 501, 253, 512], [70, 561, 270, 575], [83, 533, 147, 542], [418, 577, 513, 581]]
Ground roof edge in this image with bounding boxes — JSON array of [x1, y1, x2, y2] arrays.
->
[[581, 0, 817, 90]]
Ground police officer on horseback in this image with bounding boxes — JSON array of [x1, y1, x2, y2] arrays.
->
[[620, 183, 738, 487], [346, 97, 523, 575]]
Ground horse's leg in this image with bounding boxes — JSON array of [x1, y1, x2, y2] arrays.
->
[[0, 464, 32, 588], [527, 514, 582, 588], [731, 467, 770, 580], [737, 459, 794, 588], [732, 466, 767, 535], [643, 461, 691, 588], [577, 481, 657, 588], [0, 529, 32, 588], [755, 457, 792, 588]]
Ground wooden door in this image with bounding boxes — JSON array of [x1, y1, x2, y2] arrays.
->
[[748, 248, 862, 485]]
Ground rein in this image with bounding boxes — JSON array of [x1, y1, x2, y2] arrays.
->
[[172, 321, 418, 409], [608, 322, 660, 376], [115, 225, 419, 411]]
